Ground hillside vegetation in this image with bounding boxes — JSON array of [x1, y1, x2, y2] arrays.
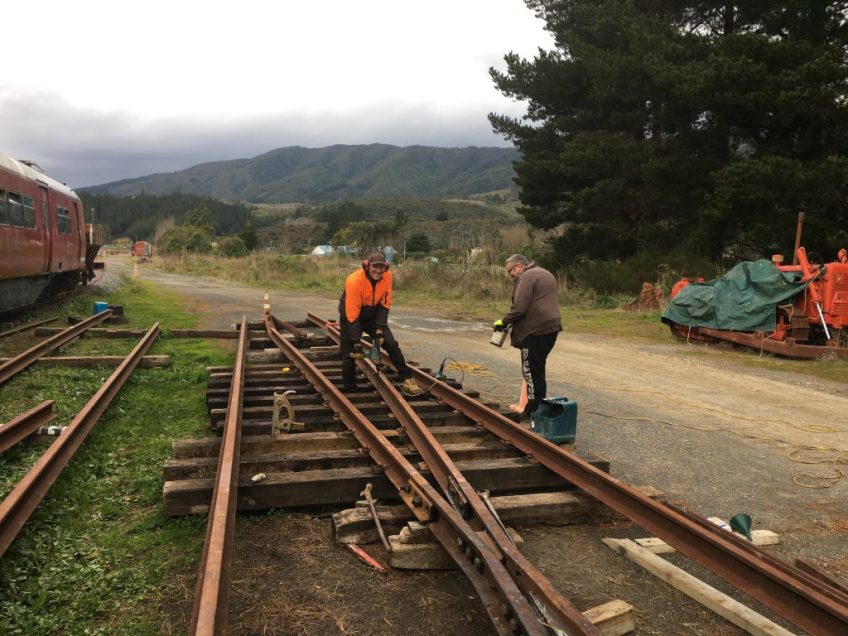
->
[[82, 144, 519, 203], [78, 192, 249, 242]]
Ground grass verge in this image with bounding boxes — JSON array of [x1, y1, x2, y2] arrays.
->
[[0, 278, 230, 635]]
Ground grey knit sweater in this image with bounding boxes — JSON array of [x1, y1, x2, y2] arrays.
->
[[502, 264, 562, 347]]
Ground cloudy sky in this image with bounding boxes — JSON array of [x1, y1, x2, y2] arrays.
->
[[1, 1, 553, 188]]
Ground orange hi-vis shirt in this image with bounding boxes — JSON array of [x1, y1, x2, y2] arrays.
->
[[343, 267, 393, 325]]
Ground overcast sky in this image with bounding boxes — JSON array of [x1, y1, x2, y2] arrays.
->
[[1, 1, 553, 188]]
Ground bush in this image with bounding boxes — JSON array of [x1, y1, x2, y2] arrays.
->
[[218, 236, 249, 257], [158, 226, 212, 254], [563, 248, 716, 295]]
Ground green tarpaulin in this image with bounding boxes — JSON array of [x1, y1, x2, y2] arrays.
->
[[661, 260, 809, 332]]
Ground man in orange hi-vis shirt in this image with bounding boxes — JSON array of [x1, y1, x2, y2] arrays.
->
[[338, 251, 414, 392]]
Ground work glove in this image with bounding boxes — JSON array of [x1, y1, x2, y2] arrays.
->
[[375, 328, 384, 346], [351, 343, 364, 360], [493, 319, 506, 332]]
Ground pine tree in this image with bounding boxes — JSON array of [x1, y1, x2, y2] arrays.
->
[[491, 1, 848, 264]]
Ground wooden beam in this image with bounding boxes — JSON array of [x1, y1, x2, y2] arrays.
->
[[0, 317, 58, 339], [164, 441, 520, 480], [583, 600, 635, 636], [171, 426, 492, 458], [0, 355, 169, 368], [35, 327, 149, 338], [602, 538, 796, 636], [163, 456, 607, 516]]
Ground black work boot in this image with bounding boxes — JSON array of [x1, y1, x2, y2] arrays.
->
[[341, 358, 358, 392]]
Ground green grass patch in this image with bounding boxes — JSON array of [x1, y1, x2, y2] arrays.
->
[[0, 279, 230, 634]]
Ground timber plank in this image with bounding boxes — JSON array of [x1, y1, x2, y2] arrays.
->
[[163, 442, 521, 480], [163, 456, 606, 516], [172, 426, 492, 458], [603, 538, 795, 636], [222, 410, 474, 435], [0, 355, 169, 368]]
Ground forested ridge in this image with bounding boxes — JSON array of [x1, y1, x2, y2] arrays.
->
[[81, 145, 519, 203]]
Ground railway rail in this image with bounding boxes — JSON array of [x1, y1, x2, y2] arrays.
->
[[0, 323, 159, 557], [0, 400, 56, 454], [189, 317, 247, 636], [180, 308, 848, 635], [0, 309, 112, 384]]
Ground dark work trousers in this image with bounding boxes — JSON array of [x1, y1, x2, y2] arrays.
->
[[339, 313, 410, 387], [519, 332, 558, 417]]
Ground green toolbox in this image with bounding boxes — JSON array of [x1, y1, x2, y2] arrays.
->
[[531, 397, 577, 444]]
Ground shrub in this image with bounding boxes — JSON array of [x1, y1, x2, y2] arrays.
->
[[218, 236, 249, 257]]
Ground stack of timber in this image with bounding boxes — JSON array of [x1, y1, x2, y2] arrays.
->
[[162, 319, 615, 518]]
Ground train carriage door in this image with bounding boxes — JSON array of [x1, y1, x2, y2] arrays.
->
[[40, 186, 52, 272], [73, 201, 84, 265]]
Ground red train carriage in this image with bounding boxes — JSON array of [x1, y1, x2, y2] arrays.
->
[[0, 151, 102, 314]]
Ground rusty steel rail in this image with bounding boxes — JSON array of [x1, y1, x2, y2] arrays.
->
[[266, 316, 548, 636], [306, 311, 848, 635], [189, 317, 248, 636], [0, 317, 58, 340], [0, 310, 113, 385], [0, 401, 56, 454], [0, 322, 159, 558]]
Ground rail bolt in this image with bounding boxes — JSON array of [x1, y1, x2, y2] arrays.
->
[[412, 495, 422, 506], [456, 537, 465, 548], [465, 546, 474, 558], [473, 557, 484, 573], [501, 603, 511, 618], [508, 618, 520, 634]]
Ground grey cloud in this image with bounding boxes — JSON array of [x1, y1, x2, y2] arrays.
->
[[1, 88, 519, 189]]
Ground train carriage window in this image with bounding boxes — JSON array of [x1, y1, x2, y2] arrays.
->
[[57, 207, 71, 234], [0, 189, 8, 225], [8, 192, 23, 226], [23, 195, 36, 228]]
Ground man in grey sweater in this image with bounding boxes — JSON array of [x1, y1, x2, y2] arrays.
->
[[493, 254, 562, 420]]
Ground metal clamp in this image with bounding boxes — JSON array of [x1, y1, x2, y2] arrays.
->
[[272, 390, 304, 435]]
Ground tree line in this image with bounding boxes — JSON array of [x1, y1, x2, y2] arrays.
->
[[78, 192, 250, 241], [490, 1, 848, 273]]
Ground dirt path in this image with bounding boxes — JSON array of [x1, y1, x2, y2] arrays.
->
[[117, 259, 848, 634]]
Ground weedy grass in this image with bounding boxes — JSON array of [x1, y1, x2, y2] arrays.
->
[[0, 279, 229, 635]]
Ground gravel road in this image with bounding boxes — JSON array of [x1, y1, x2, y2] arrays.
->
[[115, 257, 848, 634]]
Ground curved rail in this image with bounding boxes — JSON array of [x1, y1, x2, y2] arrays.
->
[[266, 316, 549, 636], [306, 311, 848, 635], [345, 326, 596, 635], [0, 310, 113, 384], [189, 316, 248, 636], [0, 322, 159, 557]]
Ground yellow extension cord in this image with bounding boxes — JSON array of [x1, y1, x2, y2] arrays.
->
[[448, 360, 847, 489]]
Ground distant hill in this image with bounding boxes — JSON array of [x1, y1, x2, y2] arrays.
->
[[82, 144, 520, 203]]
